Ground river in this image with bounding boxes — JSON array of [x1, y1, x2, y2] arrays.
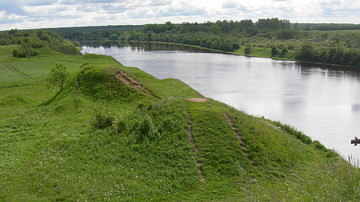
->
[[81, 42, 360, 163]]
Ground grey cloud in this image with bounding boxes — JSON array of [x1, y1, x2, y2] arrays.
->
[[58, 0, 122, 5], [24, 0, 56, 6], [100, 2, 131, 11], [1, 0, 359, 31], [0, 17, 23, 24], [77, 0, 123, 4], [149, 0, 172, 7], [0, 0, 24, 15], [319, 0, 360, 18], [322, 7, 360, 18], [158, 7, 206, 17], [222, 1, 238, 9], [59, 0, 77, 5]]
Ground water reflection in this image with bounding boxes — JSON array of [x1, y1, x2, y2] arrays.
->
[[81, 41, 219, 53], [81, 43, 360, 163]]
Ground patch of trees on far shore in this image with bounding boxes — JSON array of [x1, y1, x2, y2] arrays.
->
[[4, 18, 360, 67], [296, 45, 360, 67]]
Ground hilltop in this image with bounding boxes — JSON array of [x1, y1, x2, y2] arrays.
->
[[0, 32, 360, 200]]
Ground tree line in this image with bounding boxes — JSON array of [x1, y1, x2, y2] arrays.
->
[[128, 31, 240, 52], [47, 18, 360, 68], [296, 45, 360, 67]]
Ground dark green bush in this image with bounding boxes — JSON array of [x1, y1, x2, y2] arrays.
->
[[116, 119, 127, 133], [93, 110, 114, 129], [271, 46, 279, 57], [12, 45, 38, 58], [244, 46, 252, 54], [280, 47, 288, 57], [133, 115, 160, 144]]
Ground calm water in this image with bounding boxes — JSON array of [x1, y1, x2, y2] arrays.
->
[[82, 43, 360, 162]]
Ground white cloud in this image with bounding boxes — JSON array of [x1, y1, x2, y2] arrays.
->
[[0, 0, 359, 30]]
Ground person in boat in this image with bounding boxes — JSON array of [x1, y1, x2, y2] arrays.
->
[[351, 137, 360, 146]]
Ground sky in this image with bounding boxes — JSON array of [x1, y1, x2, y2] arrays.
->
[[0, 0, 359, 30]]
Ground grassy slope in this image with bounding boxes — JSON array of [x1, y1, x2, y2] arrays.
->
[[0, 45, 359, 201]]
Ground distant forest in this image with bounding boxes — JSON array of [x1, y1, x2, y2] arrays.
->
[[4, 18, 360, 67]]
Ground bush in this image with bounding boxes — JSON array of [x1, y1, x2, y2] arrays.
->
[[132, 115, 160, 144], [93, 110, 114, 129], [31, 41, 45, 48], [115, 119, 127, 134], [232, 42, 240, 50], [46, 63, 70, 90], [271, 46, 279, 57], [57, 42, 80, 55], [280, 47, 288, 57], [12, 43, 39, 58], [244, 46, 252, 54]]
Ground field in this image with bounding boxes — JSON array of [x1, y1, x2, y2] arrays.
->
[[1, 44, 360, 201]]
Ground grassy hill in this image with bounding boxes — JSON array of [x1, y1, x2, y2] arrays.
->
[[0, 43, 360, 201]]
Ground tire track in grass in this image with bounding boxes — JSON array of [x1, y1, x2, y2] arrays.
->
[[3, 65, 31, 80], [224, 113, 256, 168], [187, 118, 205, 182]]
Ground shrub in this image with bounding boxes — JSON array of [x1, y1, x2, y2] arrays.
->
[[280, 47, 288, 57], [31, 41, 45, 48], [232, 42, 240, 50], [271, 46, 279, 57], [57, 42, 80, 55], [116, 119, 127, 133], [244, 46, 252, 54], [93, 110, 114, 129], [132, 115, 160, 144], [46, 63, 70, 90], [12, 43, 39, 58]]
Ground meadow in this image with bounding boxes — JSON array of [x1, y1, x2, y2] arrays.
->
[[1, 31, 360, 200]]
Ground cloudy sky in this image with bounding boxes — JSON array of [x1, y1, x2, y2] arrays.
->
[[0, 0, 359, 30]]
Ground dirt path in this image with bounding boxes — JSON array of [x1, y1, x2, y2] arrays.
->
[[114, 68, 154, 97], [187, 98, 208, 102], [75, 78, 80, 95], [224, 113, 256, 167], [187, 118, 205, 182]]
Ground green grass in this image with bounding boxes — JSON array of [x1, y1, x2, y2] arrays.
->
[[1, 45, 360, 201]]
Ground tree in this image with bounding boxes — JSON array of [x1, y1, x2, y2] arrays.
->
[[271, 46, 279, 57], [280, 47, 288, 57], [12, 42, 38, 58], [47, 64, 70, 90], [296, 44, 315, 61], [244, 46, 252, 54]]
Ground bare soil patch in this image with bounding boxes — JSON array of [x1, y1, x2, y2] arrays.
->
[[114, 68, 154, 97], [187, 98, 208, 102]]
